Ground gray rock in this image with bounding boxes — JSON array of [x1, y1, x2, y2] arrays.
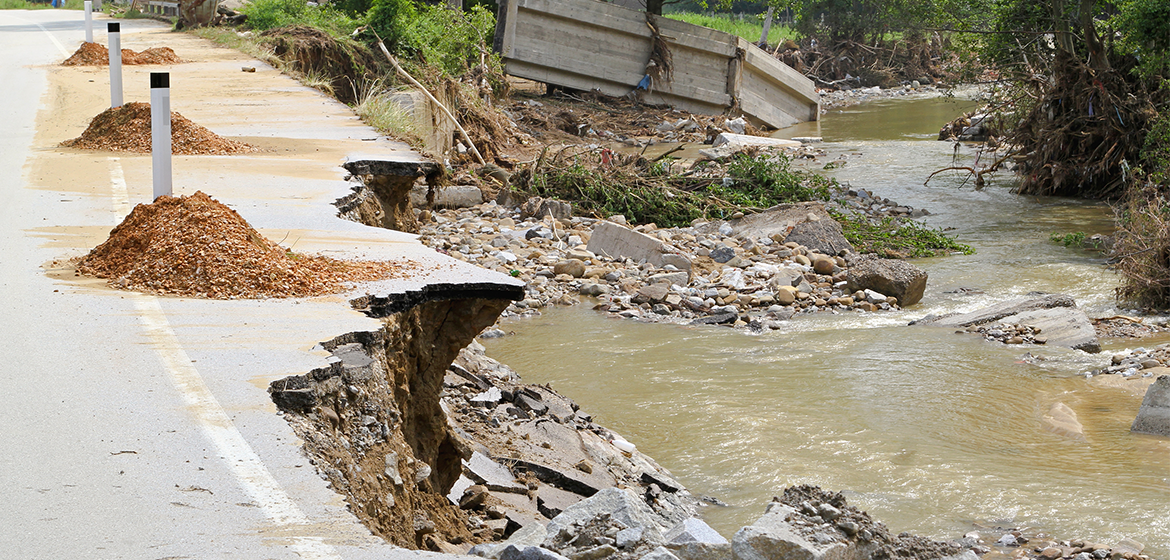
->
[[785, 218, 854, 256], [521, 197, 572, 220], [579, 283, 609, 297], [664, 518, 732, 558], [640, 547, 681, 560], [649, 271, 689, 287], [732, 504, 867, 560], [617, 527, 648, 549], [863, 289, 887, 304], [846, 254, 927, 306], [710, 247, 736, 263], [499, 545, 572, 560], [1131, 375, 1170, 438], [913, 293, 1099, 352], [546, 488, 670, 540]]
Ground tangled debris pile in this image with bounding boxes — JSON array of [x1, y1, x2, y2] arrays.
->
[[78, 191, 409, 298], [61, 41, 184, 66], [60, 102, 254, 154]]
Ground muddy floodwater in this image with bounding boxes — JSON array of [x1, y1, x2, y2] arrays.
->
[[482, 95, 1170, 557]]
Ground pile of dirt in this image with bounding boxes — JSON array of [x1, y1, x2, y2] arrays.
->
[[60, 102, 254, 155], [78, 191, 410, 298], [62, 42, 184, 66]]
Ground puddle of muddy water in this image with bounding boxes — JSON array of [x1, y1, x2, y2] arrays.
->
[[483, 96, 1170, 556]]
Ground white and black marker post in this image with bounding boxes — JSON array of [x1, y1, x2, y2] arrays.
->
[[151, 72, 172, 200], [84, 1, 93, 43], [108, 23, 122, 107]]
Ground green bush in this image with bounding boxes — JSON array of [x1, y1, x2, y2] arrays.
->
[[367, 0, 497, 79], [242, 0, 359, 37], [711, 152, 832, 208]]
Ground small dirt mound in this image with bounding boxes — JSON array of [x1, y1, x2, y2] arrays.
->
[[78, 191, 411, 299], [62, 42, 184, 66], [60, 102, 254, 154]]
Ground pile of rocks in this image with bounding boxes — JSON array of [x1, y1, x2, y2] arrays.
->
[[971, 528, 1151, 560], [442, 342, 699, 546], [468, 483, 985, 560], [1095, 345, 1170, 378], [417, 197, 929, 330], [963, 323, 1048, 345]]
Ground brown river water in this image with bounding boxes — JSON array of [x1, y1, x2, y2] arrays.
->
[[482, 95, 1170, 556]]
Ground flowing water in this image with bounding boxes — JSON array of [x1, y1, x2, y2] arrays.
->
[[482, 96, 1170, 556]]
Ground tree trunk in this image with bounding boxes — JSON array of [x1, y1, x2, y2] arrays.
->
[[645, 0, 664, 15], [1079, 0, 1110, 71]]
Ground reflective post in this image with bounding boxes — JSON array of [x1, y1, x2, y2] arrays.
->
[[150, 73, 172, 200], [108, 23, 122, 107], [84, 1, 93, 43]]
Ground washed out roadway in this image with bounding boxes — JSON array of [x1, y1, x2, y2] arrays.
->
[[0, 10, 516, 559]]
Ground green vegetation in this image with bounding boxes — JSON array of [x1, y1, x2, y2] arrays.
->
[[513, 151, 843, 227], [241, 0, 360, 38], [1049, 232, 1087, 248], [835, 212, 974, 258], [664, 11, 796, 44], [352, 82, 422, 145], [0, 0, 84, 9], [713, 152, 832, 207]]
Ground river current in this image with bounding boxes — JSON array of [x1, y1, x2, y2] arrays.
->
[[481, 95, 1170, 556]]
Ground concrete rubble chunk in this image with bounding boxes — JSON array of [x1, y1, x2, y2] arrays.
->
[[587, 221, 690, 270], [846, 254, 928, 306], [546, 488, 670, 540], [913, 293, 1099, 352], [409, 184, 484, 209], [467, 452, 528, 494], [1131, 375, 1170, 438], [471, 386, 504, 405], [701, 133, 802, 159]]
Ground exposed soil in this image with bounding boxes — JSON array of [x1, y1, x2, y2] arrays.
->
[[60, 102, 255, 155], [77, 191, 411, 298], [61, 41, 184, 66], [258, 25, 386, 105]]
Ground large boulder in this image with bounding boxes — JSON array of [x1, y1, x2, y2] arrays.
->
[[665, 518, 732, 560], [785, 218, 854, 256], [1131, 375, 1170, 438], [846, 254, 928, 306], [545, 487, 669, 539], [912, 293, 1100, 352]]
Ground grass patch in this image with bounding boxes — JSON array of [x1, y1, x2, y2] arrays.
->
[[241, 0, 359, 39], [834, 211, 974, 258], [664, 11, 796, 45], [1, 0, 85, 9], [353, 81, 422, 146]]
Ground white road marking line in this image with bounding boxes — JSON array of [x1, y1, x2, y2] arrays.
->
[[3, 14, 71, 58], [107, 159, 340, 560]]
